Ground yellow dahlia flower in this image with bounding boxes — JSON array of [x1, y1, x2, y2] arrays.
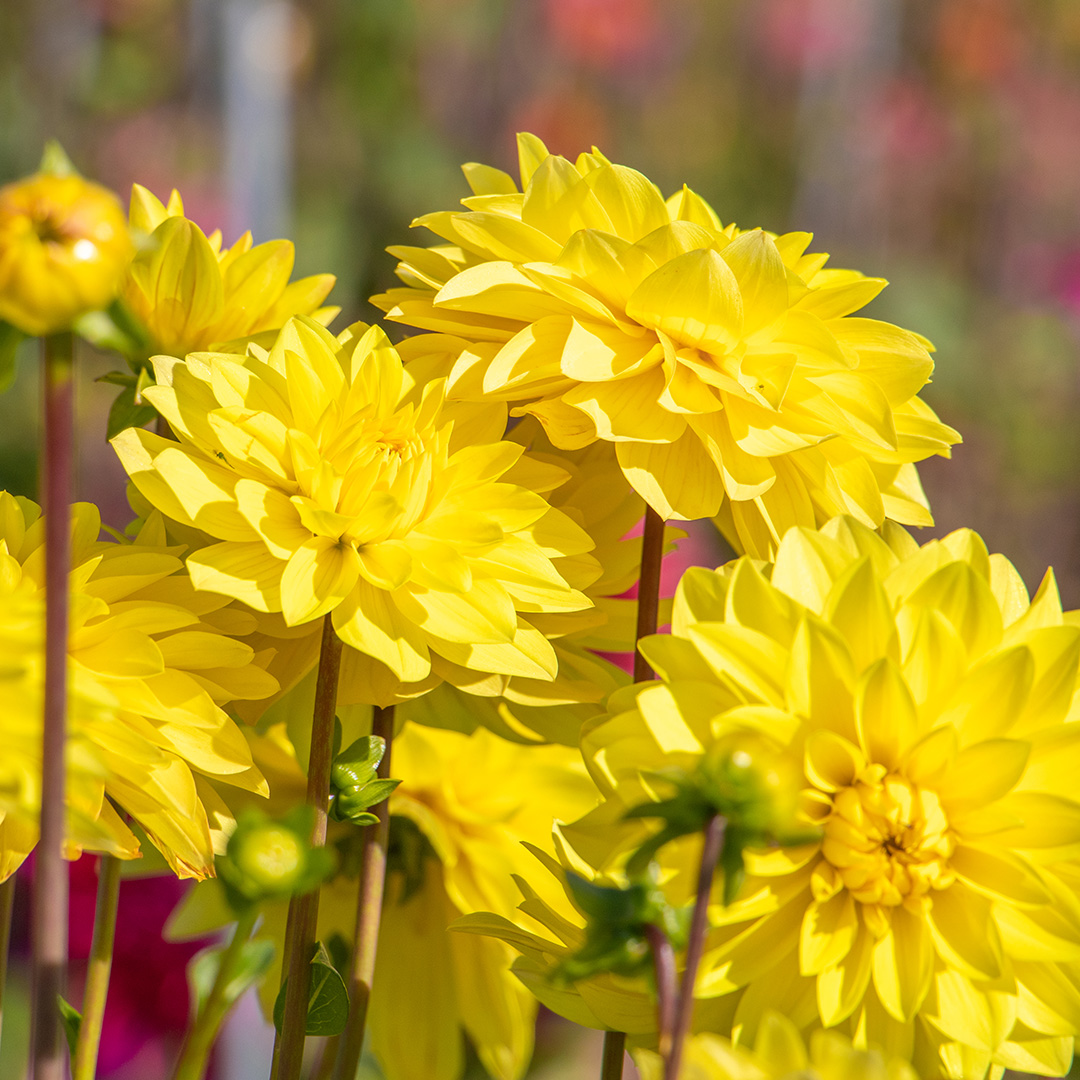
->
[[560, 517, 1080, 1078], [120, 184, 336, 359], [0, 168, 131, 336], [401, 414, 680, 745], [635, 1011, 918, 1080], [169, 718, 598, 1080], [112, 316, 597, 697], [372, 133, 958, 551], [0, 491, 273, 880]]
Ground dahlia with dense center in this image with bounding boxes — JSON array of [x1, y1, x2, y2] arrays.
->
[[372, 133, 959, 554], [474, 517, 1080, 1079], [112, 316, 597, 695]]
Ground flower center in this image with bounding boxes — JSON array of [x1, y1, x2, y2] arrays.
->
[[820, 766, 956, 907]]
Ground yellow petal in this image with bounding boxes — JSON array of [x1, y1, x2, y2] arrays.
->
[[279, 537, 361, 625], [872, 905, 933, 1022]]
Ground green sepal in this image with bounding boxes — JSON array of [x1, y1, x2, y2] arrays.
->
[[187, 936, 275, 1020], [57, 995, 81, 1059], [329, 735, 400, 825], [75, 299, 149, 358], [556, 870, 691, 984], [39, 140, 77, 177], [105, 382, 158, 439], [0, 322, 24, 395], [272, 941, 350, 1037]]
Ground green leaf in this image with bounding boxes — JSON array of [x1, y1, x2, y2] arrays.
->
[[272, 941, 350, 1037], [188, 936, 276, 1020], [40, 140, 77, 177], [325, 932, 351, 979], [0, 322, 24, 394], [57, 995, 81, 1057], [106, 385, 158, 439]]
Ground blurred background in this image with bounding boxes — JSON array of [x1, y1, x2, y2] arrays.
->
[[2, 0, 1080, 1075]]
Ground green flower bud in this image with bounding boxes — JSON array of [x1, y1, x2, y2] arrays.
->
[[218, 808, 336, 911]]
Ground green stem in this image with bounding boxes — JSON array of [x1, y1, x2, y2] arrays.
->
[[172, 906, 259, 1080], [332, 705, 395, 1080], [271, 614, 343, 1080], [600, 1031, 627, 1080], [33, 329, 74, 1080], [72, 855, 121, 1080], [666, 814, 725, 1080], [0, 874, 15, 1050]]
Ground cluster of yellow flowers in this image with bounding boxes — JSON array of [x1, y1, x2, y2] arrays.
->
[[0, 133, 1077, 1080]]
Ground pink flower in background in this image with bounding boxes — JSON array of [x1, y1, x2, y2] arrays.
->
[[542, 0, 662, 68], [756, 0, 872, 75], [69, 859, 205, 1078]]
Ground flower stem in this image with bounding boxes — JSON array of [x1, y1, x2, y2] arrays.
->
[[72, 855, 121, 1080], [332, 704, 395, 1080], [646, 923, 677, 1061], [0, 874, 15, 1049], [667, 814, 726, 1080], [172, 905, 259, 1080], [33, 329, 74, 1080], [271, 614, 343, 1080], [600, 505, 666, 1080], [634, 506, 665, 682], [600, 1031, 627, 1080]]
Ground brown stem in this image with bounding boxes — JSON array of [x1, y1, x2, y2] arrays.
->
[[72, 855, 121, 1080], [634, 506, 665, 682], [33, 330, 74, 1080], [600, 1031, 627, 1080], [332, 705, 395, 1080], [667, 814, 726, 1080], [645, 923, 676, 1062], [270, 614, 343, 1080], [596, 505, 667, 1080], [0, 875, 15, 1049]]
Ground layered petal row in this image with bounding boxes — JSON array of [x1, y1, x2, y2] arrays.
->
[[373, 134, 959, 553]]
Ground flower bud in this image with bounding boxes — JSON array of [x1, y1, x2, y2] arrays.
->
[[0, 162, 131, 336], [218, 808, 335, 910], [699, 731, 801, 836]]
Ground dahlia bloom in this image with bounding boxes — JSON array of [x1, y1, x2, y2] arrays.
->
[[0, 169, 131, 336], [0, 492, 272, 880], [120, 184, 337, 359], [112, 317, 597, 698], [170, 719, 598, 1080], [372, 133, 958, 553], [476, 517, 1080, 1078], [635, 1011, 918, 1080], [401, 415, 680, 744]]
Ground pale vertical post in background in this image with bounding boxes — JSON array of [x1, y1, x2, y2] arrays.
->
[[791, 0, 901, 253], [223, 0, 295, 243]]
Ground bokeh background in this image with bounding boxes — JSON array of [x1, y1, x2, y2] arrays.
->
[[2, 0, 1080, 1076]]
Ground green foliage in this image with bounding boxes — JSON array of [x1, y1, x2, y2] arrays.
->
[[56, 995, 81, 1058], [217, 807, 336, 912], [557, 871, 690, 984], [0, 322, 22, 394], [187, 937, 275, 1020], [625, 731, 818, 900], [329, 733, 400, 825], [385, 815, 437, 903], [272, 941, 350, 1038]]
